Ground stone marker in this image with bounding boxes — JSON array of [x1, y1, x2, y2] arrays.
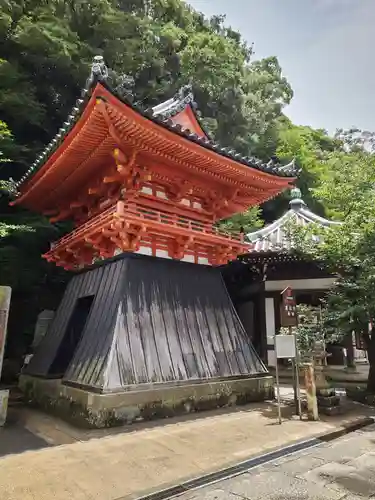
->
[[0, 286, 11, 427], [32, 310, 54, 349], [0, 389, 9, 426]]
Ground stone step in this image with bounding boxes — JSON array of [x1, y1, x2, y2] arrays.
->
[[317, 395, 341, 407]]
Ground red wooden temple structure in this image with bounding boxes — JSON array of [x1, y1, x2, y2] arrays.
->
[[15, 57, 297, 427], [13, 56, 295, 269]]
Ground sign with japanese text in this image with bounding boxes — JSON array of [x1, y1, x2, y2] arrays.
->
[[280, 286, 297, 327], [0, 287, 11, 379]]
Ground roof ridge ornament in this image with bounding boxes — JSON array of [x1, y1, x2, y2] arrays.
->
[[277, 158, 299, 176], [90, 55, 109, 83], [89, 55, 135, 101], [176, 81, 194, 103], [113, 73, 135, 101]]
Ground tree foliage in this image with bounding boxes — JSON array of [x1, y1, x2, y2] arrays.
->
[[280, 305, 341, 361], [0, 0, 293, 179], [217, 206, 264, 235], [291, 137, 375, 390], [261, 121, 341, 222]]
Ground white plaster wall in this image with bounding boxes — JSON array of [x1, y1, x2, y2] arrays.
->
[[156, 249, 171, 259], [198, 257, 209, 265], [136, 246, 152, 256], [156, 190, 167, 199], [182, 254, 195, 263], [265, 277, 335, 292], [265, 297, 276, 367]]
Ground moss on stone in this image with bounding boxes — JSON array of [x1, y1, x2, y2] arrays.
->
[[19, 374, 274, 428]]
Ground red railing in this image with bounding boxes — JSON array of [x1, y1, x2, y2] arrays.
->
[[49, 205, 116, 249], [118, 201, 244, 243], [48, 201, 245, 253]]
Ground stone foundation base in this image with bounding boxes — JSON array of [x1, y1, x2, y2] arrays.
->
[[19, 374, 274, 428]]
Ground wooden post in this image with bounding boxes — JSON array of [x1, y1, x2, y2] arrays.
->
[[275, 355, 282, 425], [290, 325, 298, 414], [280, 287, 299, 415], [293, 326, 302, 420], [304, 363, 319, 421]]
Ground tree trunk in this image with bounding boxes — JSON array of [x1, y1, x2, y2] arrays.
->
[[344, 332, 355, 369], [366, 337, 375, 393]]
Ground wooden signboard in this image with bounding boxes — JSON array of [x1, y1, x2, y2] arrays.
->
[[280, 286, 297, 327], [0, 287, 11, 379]]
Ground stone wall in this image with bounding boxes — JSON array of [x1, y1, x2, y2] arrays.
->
[[19, 374, 274, 428]]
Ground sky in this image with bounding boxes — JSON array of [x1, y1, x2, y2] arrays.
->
[[187, 0, 375, 134]]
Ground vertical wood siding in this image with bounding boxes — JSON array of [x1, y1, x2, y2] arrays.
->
[[26, 259, 126, 379], [26, 255, 267, 392]]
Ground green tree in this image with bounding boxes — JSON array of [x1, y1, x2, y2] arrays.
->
[[240, 57, 293, 158], [293, 138, 375, 391], [261, 121, 341, 220], [280, 304, 340, 361], [0, 0, 294, 175], [0, 122, 68, 361], [217, 206, 263, 235]]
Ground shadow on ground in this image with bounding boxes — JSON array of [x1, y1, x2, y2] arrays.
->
[[0, 408, 50, 457], [258, 399, 298, 424]]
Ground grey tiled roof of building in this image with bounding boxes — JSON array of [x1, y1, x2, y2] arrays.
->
[[246, 188, 341, 253]]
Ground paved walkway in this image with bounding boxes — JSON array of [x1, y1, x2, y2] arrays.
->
[[0, 390, 374, 500], [180, 424, 375, 499]]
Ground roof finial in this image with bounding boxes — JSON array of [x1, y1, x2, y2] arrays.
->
[[289, 186, 305, 210]]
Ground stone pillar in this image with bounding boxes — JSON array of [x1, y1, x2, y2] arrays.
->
[[32, 310, 55, 350], [0, 286, 11, 380], [313, 341, 329, 391], [0, 389, 9, 426]]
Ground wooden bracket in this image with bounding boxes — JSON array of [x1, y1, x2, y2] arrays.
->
[[49, 209, 71, 223], [166, 180, 192, 203], [169, 235, 194, 260]]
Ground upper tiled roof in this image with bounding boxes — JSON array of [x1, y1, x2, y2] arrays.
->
[[152, 83, 195, 117], [151, 83, 209, 138], [246, 188, 341, 253], [13, 56, 299, 192]]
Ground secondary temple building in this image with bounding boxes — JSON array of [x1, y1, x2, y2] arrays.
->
[[12, 56, 296, 427], [224, 188, 339, 367]]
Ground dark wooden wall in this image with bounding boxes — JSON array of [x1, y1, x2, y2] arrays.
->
[[27, 254, 267, 392], [26, 258, 126, 386]]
